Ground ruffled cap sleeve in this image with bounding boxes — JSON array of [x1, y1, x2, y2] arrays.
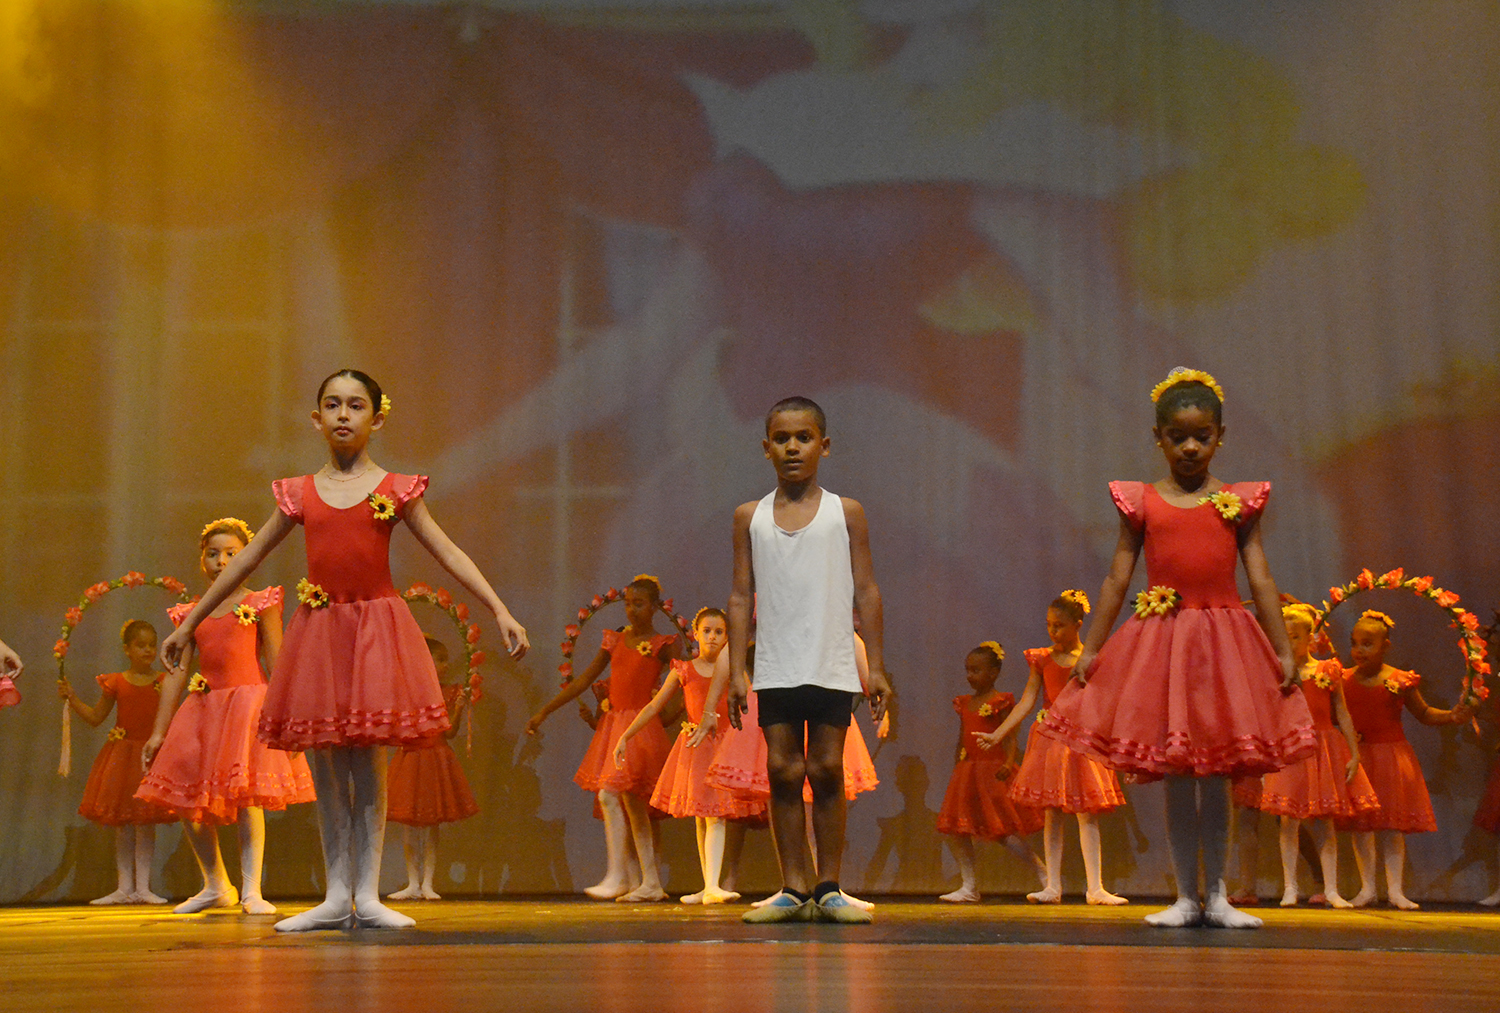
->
[[952, 695, 968, 715], [392, 474, 430, 517], [1232, 481, 1271, 527], [167, 602, 194, 628], [600, 628, 621, 652], [247, 586, 284, 612], [271, 477, 306, 524], [994, 692, 1016, 711], [95, 672, 119, 695], [1109, 481, 1146, 533], [1024, 647, 1050, 670]]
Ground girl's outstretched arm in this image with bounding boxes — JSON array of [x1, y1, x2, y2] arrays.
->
[[143, 643, 195, 769], [613, 671, 684, 767], [1330, 680, 1362, 783], [526, 648, 609, 735], [1239, 519, 1296, 689], [977, 668, 1043, 750], [1073, 518, 1142, 684], [0, 638, 21, 677], [404, 498, 528, 658], [258, 601, 283, 676], [1404, 686, 1470, 727], [59, 680, 115, 727], [687, 651, 730, 748], [159, 510, 294, 670]]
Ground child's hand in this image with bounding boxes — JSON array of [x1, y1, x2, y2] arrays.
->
[[576, 699, 599, 729], [1277, 652, 1298, 692], [612, 739, 628, 768], [1072, 649, 1097, 685], [524, 712, 546, 737], [159, 627, 192, 673], [865, 667, 893, 722], [1345, 754, 1360, 784], [0, 642, 21, 678], [727, 671, 750, 731], [57, 680, 73, 701], [973, 729, 1003, 751], [994, 761, 1018, 782], [494, 608, 530, 660], [687, 711, 717, 748], [1452, 702, 1476, 726], [141, 733, 164, 771]]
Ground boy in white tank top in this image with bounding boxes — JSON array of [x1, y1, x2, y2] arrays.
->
[[728, 397, 892, 924]]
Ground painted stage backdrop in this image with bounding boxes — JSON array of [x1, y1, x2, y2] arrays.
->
[[0, 0, 1496, 903]]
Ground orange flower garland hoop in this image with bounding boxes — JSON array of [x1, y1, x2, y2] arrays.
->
[[1317, 567, 1490, 707], [401, 584, 486, 705], [557, 586, 694, 687]]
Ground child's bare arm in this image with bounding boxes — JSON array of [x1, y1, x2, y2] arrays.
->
[[258, 601, 283, 676], [613, 672, 683, 767], [1405, 686, 1469, 726], [726, 501, 756, 729], [845, 498, 890, 720], [527, 648, 609, 734], [405, 497, 528, 658], [688, 652, 731, 748], [1240, 519, 1296, 689], [1074, 518, 1142, 683], [60, 680, 115, 727], [1331, 680, 1361, 783], [143, 643, 194, 768], [979, 669, 1043, 749], [0, 638, 21, 677]]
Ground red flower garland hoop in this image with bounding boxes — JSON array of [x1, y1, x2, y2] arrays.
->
[[1317, 567, 1490, 706], [557, 586, 694, 686], [402, 584, 485, 704], [54, 572, 192, 683]]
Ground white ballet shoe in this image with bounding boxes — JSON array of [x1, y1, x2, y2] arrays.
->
[[1280, 890, 1299, 908], [1326, 893, 1354, 909], [1144, 897, 1203, 927], [241, 895, 277, 915], [750, 890, 787, 909], [1388, 894, 1419, 911], [701, 889, 740, 905], [90, 889, 133, 906], [174, 886, 239, 914], [353, 899, 416, 929], [839, 891, 874, 911], [1349, 889, 1377, 908], [615, 885, 668, 903], [939, 887, 980, 903], [275, 900, 355, 932], [679, 891, 704, 905], [1026, 887, 1062, 904], [130, 890, 169, 905], [584, 880, 630, 901], [386, 885, 423, 901], [1203, 894, 1263, 929], [1480, 889, 1500, 908], [1086, 889, 1129, 906], [419, 887, 441, 901]]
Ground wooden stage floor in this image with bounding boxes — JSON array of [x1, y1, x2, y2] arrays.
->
[[6, 898, 1499, 1012]]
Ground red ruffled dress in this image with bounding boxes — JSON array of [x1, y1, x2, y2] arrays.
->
[[650, 660, 765, 820], [1337, 667, 1435, 833], [387, 684, 480, 826], [937, 693, 1044, 839], [1008, 648, 1125, 813], [78, 673, 176, 826], [258, 474, 449, 750], [137, 588, 316, 824], [1039, 481, 1316, 778], [704, 690, 879, 803], [574, 629, 676, 800], [1254, 660, 1379, 820]]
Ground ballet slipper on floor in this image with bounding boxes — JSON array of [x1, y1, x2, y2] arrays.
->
[[1326, 893, 1353, 909], [275, 901, 354, 932], [1145, 898, 1202, 927], [584, 880, 630, 901], [679, 891, 704, 905], [616, 886, 668, 903], [420, 887, 440, 900], [1026, 887, 1061, 904], [1388, 894, 1420, 911], [174, 886, 239, 914], [387, 885, 423, 901], [1203, 895, 1263, 929], [130, 890, 170, 905], [939, 888, 980, 903], [90, 890, 133, 906], [241, 895, 277, 915], [1349, 889, 1377, 908], [701, 889, 740, 905], [1280, 890, 1299, 908], [354, 900, 416, 929], [1086, 889, 1128, 906], [1480, 889, 1500, 908]]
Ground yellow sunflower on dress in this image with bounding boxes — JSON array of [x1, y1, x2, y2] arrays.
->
[[634, 640, 655, 658], [368, 492, 397, 522], [187, 673, 210, 694], [296, 578, 329, 609], [1198, 490, 1243, 521], [234, 604, 259, 626]]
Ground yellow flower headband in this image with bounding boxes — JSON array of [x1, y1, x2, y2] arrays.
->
[[1150, 367, 1225, 405], [692, 605, 725, 628], [631, 573, 664, 599], [977, 640, 1005, 663], [1359, 609, 1396, 630], [119, 619, 153, 645], [199, 517, 254, 547], [380, 393, 392, 418], [1281, 602, 1322, 629], [1061, 589, 1092, 615]]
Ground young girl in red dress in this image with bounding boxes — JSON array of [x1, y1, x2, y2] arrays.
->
[[526, 575, 679, 902], [138, 519, 316, 915], [1038, 368, 1316, 929], [614, 608, 761, 903], [936, 642, 1045, 902], [385, 636, 479, 901], [158, 371, 529, 931], [1252, 604, 1377, 908], [987, 591, 1128, 905], [1338, 610, 1468, 909], [60, 621, 175, 904]]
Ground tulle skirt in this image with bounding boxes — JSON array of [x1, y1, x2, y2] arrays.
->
[[1255, 728, 1380, 820], [387, 740, 479, 826], [650, 728, 766, 820], [80, 739, 177, 826], [1008, 724, 1125, 814], [704, 692, 878, 802], [1474, 760, 1500, 834], [574, 708, 671, 801], [1336, 740, 1435, 833], [1040, 608, 1317, 778], [137, 685, 316, 825], [938, 757, 1044, 840], [259, 598, 449, 750]]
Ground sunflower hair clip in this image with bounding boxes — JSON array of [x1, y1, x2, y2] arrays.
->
[[379, 393, 392, 418], [200, 517, 254, 544], [1061, 589, 1091, 615], [1150, 367, 1225, 405], [1359, 609, 1396, 630], [979, 640, 1005, 663], [632, 573, 664, 599]]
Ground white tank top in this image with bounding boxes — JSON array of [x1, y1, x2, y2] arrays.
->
[[749, 489, 860, 694]]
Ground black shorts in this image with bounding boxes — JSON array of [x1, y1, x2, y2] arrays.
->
[[757, 686, 857, 731]]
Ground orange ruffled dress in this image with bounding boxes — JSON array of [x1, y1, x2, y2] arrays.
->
[[1039, 481, 1316, 778], [1008, 648, 1125, 814], [937, 693, 1044, 839], [574, 629, 676, 800], [258, 473, 449, 750], [136, 588, 316, 824], [387, 684, 479, 826], [1254, 660, 1379, 820], [78, 673, 176, 826], [1337, 667, 1435, 833], [650, 660, 765, 820], [704, 690, 879, 803]]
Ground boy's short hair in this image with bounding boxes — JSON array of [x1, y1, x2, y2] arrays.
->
[[765, 396, 827, 437]]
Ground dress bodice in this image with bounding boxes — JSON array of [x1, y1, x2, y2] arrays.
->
[[171, 587, 282, 691], [601, 629, 674, 710], [672, 658, 727, 725], [100, 672, 163, 741], [1112, 481, 1271, 610], [1025, 647, 1075, 707], [1297, 660, 1343, 731], [954, 692, 1015, 754], [273, 473, 428, 603], [1342, 666, 1418, 744]]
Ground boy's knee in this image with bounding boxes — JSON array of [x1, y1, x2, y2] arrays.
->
[[804, 755, 844, 797], [767, 756, 807, 793]]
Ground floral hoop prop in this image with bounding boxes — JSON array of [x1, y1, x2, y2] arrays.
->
[[1317, 568, 1490, 707], [54, 572, 191, 776], [557, 585, 694, 686], [402, 584, 486, 704]]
